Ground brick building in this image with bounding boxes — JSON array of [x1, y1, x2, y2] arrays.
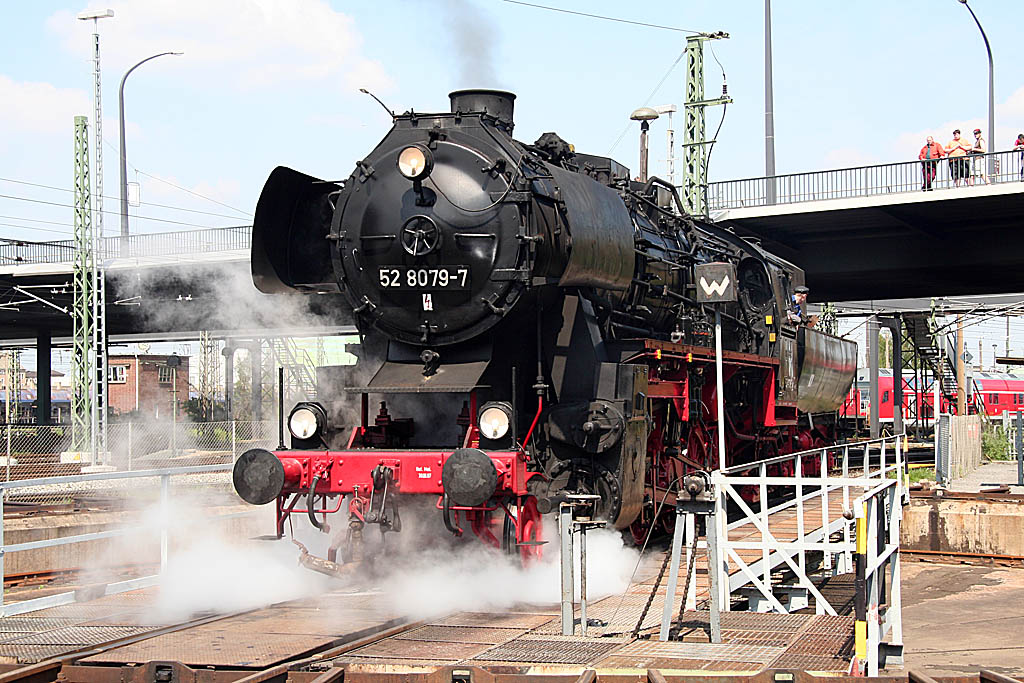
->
[[107, 355, 189, 419]]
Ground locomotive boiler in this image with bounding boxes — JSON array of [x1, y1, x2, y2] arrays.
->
[[232, 89, 857, 563]]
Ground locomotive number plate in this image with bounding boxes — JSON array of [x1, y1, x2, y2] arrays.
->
[[378, 266, 471, 290]]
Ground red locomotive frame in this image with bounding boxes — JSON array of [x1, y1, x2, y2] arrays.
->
[[271, 392, 546, 565]]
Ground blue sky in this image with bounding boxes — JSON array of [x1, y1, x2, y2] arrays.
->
[[2, 0, 1023, 373], [2, 0, 1021, 244]]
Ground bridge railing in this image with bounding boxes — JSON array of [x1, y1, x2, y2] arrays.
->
[[0, 225, 252, 266], [708, 148, 1024, 210]]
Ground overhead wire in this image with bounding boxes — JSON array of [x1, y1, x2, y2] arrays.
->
[[606, 49, 687, 155], [700, 40, 729, 215], [0, 193, 244, 230], [0, 222, 73, 236], [0, 177, 251, 220], [97, 135, 252, 217], [506, 3, 713, 159], [135, 169, 251, 216], [501, 1, 701, 34], [0, 214, 79, 229]]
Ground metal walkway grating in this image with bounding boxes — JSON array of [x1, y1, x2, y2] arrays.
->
[[472, 638, 622, 664]]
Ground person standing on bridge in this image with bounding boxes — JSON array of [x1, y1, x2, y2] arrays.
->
[[918, 136, 945, 191], [945, 129, 972, 187], [1014, 134, 1024, 181], [970, 128, 987, 185]]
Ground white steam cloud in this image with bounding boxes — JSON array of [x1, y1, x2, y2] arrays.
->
[[129, 495, 638, 625], [127, 495, 334, 624], [380, 520, 639, 620]]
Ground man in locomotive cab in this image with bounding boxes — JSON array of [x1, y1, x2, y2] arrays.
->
[[788, 285, 809, 325], [787, 285, 818, 328]]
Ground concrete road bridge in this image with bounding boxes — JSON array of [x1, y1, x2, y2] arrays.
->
[[709, 148, 1024, 302], [0, 225, 354, 344]]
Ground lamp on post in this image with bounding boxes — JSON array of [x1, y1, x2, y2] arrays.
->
[[630, 107, 660, 182], [957, 0, 995, 178], [119, 51, 183, 240]]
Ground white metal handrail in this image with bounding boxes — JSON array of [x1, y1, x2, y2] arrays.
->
[[706, 433, 906, 674], [707, 148, 1023, 211]]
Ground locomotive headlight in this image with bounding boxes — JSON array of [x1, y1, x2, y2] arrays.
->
[[288, 402, 327, 440], [478, 402, 512, 440], [397, 145, 433, 180]]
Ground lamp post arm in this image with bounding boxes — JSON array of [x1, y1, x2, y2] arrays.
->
[[962, 3, 993, 72], [961, 1, 995, 171], [119, 52, 182, 239]]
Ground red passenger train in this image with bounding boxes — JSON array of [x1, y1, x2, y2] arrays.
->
[[840, 368, 1024, 429]]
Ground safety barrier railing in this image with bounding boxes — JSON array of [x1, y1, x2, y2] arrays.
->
[[0, 463, 257, 617], [701, 434, 906, 676], [0, 420, 275, 505], [0, 225, 252, 266], [707, 149, 1024, 210]]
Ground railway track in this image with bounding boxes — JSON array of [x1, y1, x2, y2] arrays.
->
[[902, 548, 1024, 567], [3, 565, 157, 590], [0, 610, 1016, 683]]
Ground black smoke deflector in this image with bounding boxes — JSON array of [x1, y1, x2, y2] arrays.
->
[[252, 166, 340, 293]]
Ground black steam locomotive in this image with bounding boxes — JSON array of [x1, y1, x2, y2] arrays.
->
[[232, 90, 856, 563]]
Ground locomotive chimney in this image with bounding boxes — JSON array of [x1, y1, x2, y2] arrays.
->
[[449, 89, 516, 129]]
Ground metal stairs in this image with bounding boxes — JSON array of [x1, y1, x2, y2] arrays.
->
[[903, 312, 958, 401], [269, 338, 318, 402]]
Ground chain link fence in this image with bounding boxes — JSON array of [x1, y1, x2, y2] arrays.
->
[[0, 420, 275, 505]]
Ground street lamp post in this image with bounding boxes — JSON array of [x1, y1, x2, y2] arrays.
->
[[765, 0, 777, 203], [957, 0, 995, 178], [119, 52, 183, 239]]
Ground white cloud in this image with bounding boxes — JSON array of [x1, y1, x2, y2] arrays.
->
[[47, 0, 393, 92], [822, 85, 1024, 169], [0, 75, 89, 135]]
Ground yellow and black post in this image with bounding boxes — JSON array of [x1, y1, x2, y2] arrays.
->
[[853, 501, 868, 671]]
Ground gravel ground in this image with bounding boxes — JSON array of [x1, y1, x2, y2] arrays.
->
[[948, 460, 1024, 492]]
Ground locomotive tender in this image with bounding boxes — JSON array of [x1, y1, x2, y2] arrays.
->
[[232, 90, 856, 563]]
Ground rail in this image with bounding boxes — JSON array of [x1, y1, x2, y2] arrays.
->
[[0, 463, 257, 617], [0, 225, 252, 265], [704, 434, 906, 676], [707, 149, 1024, 210]]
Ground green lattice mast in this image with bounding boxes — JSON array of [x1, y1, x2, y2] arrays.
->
[[72, 115, 94, 455], [682, 32, 732, 216]]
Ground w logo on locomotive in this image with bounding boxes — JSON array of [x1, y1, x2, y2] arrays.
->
[[699, 275, 731, 298], [694, 262, 738, 304]]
